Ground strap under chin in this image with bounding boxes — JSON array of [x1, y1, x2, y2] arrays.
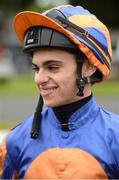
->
[[30, 95, 43, 139]]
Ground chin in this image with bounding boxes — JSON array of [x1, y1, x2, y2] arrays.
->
[[43, 100, 63, 107], [43, 101, 57, 107]]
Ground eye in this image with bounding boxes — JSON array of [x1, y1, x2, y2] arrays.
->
[[32, 65, 39, 73], [48, 65, 60, 72]]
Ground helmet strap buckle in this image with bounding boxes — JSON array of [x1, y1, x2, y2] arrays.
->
[[76, 77, 85, 96]]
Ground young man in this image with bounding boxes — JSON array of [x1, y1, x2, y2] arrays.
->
[[0, 5, 119, 179]]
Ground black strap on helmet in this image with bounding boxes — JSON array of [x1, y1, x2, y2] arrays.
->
[[30, 95, 43, 139], [46, 9, 111, 70], [76, 55, 88, 96]]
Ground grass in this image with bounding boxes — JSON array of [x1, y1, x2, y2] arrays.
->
[[93, 79, 119, 97], [0, 73, 38, 96], [0, 121, 18, 130]]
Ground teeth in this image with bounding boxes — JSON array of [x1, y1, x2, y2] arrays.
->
[[43, 88, 55, 91], [41, 88, 56, 95]]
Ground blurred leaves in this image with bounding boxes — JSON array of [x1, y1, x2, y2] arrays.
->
[[0, 0, 119, 27], [0, 0, 35, 15], [69, 0, 119, 27]]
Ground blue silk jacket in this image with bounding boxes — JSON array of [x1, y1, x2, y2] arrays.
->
[[1, 97, 119, 179]]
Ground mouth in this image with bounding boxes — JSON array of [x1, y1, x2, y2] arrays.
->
[[40, 87, 58, 96]]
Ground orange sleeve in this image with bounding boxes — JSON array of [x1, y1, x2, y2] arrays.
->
[[0, 138, 7, 177], [0, 138, 19, 179]]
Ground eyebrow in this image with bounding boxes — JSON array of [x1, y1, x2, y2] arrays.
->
[[32, 60, 63, 67]]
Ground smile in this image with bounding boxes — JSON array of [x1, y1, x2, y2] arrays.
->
[[41, 87, 57, 96]]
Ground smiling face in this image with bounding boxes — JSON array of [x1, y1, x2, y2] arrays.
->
[[32, 48, 82, 107]]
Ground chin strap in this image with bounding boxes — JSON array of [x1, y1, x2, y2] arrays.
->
[[76, 76, 91, 96], [76, 56, 90, 97], [30, 95, 43, 139], [76, 77, 85, 96]]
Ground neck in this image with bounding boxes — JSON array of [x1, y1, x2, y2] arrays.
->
[[53, 93, 92, 131]]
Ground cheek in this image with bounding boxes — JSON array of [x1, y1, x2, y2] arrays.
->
[[60, 74, 77, 92]]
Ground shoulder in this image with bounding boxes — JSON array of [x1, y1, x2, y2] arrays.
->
[[96, 106, 119, 135], [6, 115, 34, 148], [99, 108, 119, 138], [101, 110, 119, 160], [100, 108, 119, 125], [6, 107, 52, 143]]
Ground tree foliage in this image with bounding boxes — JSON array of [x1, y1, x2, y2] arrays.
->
[[0, 0, 35, 15], [68, 0, 119, 27]]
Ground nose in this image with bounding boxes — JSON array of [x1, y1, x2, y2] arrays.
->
[[34, 69, 49, 85]]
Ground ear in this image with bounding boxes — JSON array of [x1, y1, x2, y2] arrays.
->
[[82, 60, 97, 77]]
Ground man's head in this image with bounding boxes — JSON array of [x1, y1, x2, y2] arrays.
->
[[13, 5, 112, 137], [13, 4, 112, 83], [13, 5, 112, 97], [32, 48, 96, 107]]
